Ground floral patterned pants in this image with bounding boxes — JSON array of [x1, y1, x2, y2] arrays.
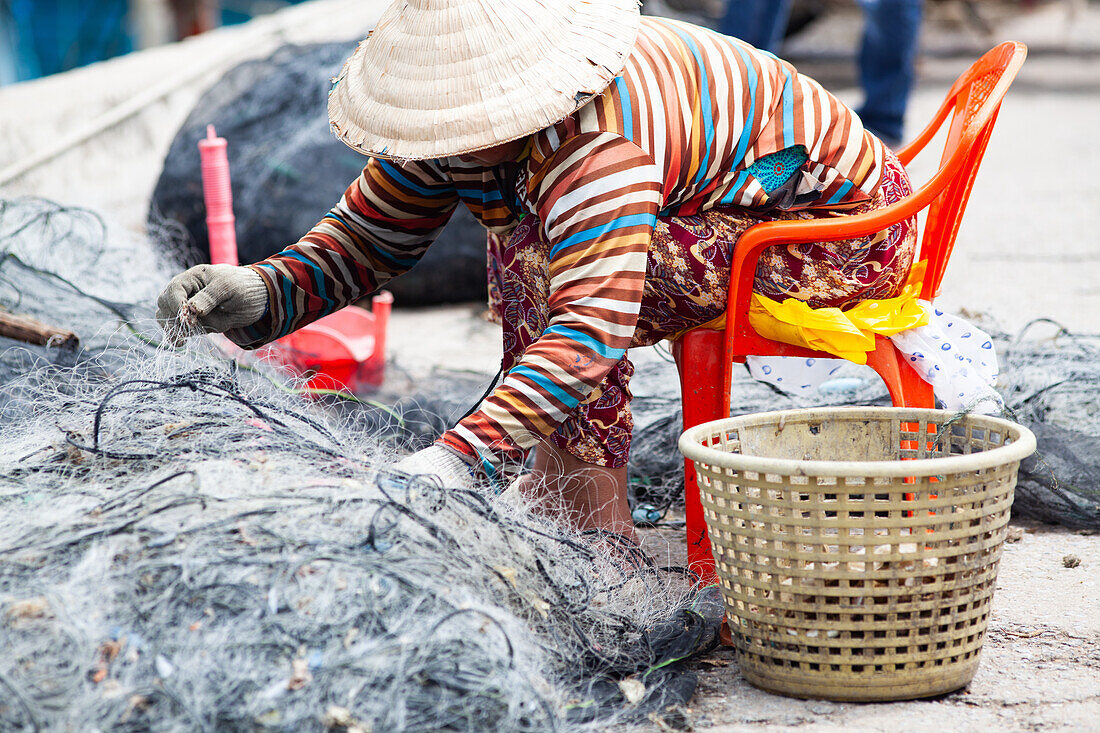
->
[[486, 152, 916, 468]]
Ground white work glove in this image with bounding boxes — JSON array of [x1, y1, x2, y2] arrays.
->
[[156, 264, 268, 345], [391, 445, 479, 491]]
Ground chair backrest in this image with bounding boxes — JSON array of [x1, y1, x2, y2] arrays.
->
[[711, 42, 1027, 377], [895, 42, 1027, 301]]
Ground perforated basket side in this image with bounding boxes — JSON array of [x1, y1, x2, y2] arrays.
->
[[680, 408, 1034, 701]]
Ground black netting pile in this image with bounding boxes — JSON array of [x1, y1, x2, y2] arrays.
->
[[0, 197, 722, 732], [149, 42, 489, 306], [998, 321, 1100, 529], [620, 331, 1100, 531]]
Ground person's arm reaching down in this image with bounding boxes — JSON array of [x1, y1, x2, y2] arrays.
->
[[157, 158, 458, 346], [229, 158, 459, 347], [440, 132, 662, 479]]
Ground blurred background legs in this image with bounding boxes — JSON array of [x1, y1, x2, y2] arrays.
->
[[857, 0, 925, 145], [719, 0, 925, 144]]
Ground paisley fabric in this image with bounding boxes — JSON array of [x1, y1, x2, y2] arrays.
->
[[752, 151, 917, 307], [485, 152, 916, 468]]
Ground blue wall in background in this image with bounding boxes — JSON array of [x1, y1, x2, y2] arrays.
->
[[221, 0, 312, 28], [0, 0, 133, 84], [0, 0, 314, 85]]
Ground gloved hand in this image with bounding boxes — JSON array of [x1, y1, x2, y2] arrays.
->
[[391, 445, 479, 490], [156, 264, 267, 345]]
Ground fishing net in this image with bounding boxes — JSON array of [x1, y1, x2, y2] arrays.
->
[[622, 332, 1100, 531], [998, 321, 1100, 530], [5, 192, 1094, 731], [148, 41, 490, 307], [0, 197, 720, 732]]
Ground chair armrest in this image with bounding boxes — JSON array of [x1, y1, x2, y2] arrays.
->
[[735, 198, 925, 253], [724, 195, 929, 357]]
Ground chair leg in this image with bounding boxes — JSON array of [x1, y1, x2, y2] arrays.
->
[[867, 337, 937, 514], [673, 329, 726, 585], [866, 336, 935, 408]]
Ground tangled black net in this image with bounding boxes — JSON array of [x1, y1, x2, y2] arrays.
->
[[0, 197, 720, 732], [622, 329, 1100, 531]]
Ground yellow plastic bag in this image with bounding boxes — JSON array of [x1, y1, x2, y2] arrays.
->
[[747, 262, 928, 365]]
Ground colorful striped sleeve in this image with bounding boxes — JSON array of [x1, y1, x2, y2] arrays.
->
[[227, 158, 458, 348], [443, 132, 661, 476]]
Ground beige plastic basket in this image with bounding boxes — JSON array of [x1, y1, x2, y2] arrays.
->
[[679, 407, 1036, 702]]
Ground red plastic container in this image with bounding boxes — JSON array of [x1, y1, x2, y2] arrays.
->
[[260, 292, 392, 393], [199, 125, 390, 392]]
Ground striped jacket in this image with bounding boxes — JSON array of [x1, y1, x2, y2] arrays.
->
[[230, 16, 886, 475]]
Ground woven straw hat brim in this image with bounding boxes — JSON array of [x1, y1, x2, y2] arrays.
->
[[328, 0, 641, 161]]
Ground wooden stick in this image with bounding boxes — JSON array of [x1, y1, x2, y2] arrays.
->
[[0, 312, 79, 348]]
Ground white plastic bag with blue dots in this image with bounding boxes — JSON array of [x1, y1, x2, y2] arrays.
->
[[746, 303, 1001, 413], [889, 303, 1000, 412], [745, 355, 850, 396]]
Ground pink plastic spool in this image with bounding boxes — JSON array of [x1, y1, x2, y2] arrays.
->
[[197, 125, 390, 392], [198, 125, 239, 267]]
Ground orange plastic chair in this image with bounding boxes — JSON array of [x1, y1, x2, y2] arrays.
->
[[670, 42, 1028, 582]]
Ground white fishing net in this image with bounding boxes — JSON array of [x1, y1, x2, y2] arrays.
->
[[0, 197, 713, 732]]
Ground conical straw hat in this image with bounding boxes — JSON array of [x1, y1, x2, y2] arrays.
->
[[328, 0, 642, 161]]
